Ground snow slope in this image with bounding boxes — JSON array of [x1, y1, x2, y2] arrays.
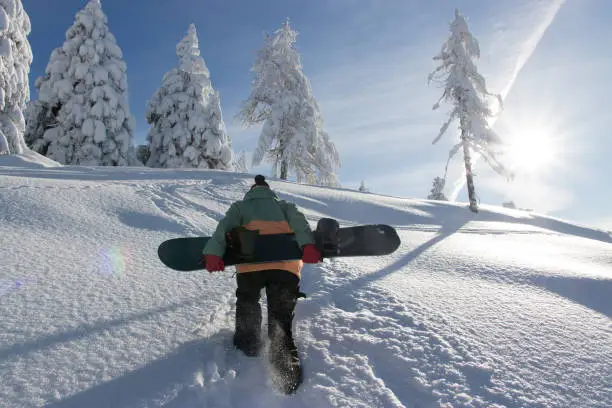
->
[[1, 154, 611, 408]]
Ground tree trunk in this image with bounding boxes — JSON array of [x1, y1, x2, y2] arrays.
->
[[461, 131, 478, 213], [0, 130, 9, 155], [280, 160, 288, 180], [278, 135, 288, 180]]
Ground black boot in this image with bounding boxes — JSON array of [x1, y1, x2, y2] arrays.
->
[[234, 275, 263, 357], [266, 282, 302, 394], [268, 324, 302, 394]]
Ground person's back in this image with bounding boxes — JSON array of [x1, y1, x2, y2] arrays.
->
[[202, 175, 321, 394]]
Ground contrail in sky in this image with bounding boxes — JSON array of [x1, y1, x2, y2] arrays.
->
[[450, 0, 566, 201]]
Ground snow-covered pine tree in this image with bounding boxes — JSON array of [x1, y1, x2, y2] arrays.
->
[[24, 100, 56, 155], [0, 0, 32, 155], [25, 0, 137, 166], [145, 24, 233, 170], [427, 176, 447, 201], [239, 20, 340, 184], [429, 9, 510, 212]]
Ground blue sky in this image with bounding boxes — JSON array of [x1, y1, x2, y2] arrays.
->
[[24, 0, 611, 230]]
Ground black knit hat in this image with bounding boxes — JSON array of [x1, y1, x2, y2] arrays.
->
[[251, 175, 269, 189]]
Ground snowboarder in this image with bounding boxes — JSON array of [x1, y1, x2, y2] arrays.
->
[[202, 175, 321, 393]]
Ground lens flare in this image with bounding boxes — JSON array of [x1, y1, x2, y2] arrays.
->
[[99, 246, 131, 276], [0, 278, 33, 297]]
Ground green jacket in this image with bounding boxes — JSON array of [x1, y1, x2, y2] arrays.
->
[[202, 186, 314, 258]]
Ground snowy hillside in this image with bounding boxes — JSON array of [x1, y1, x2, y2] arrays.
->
[[1, 154, 611, 408]]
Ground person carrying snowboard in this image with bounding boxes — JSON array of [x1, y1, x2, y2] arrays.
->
[[202, 175, 321, 394]]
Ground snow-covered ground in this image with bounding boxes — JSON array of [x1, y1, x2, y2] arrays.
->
[[1, 153, 611, 408]]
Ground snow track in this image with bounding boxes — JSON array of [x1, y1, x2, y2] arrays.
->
[[1, 159, 611, 407]]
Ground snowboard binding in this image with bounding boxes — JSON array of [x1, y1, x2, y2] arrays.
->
[[315, 218, 340, 257]]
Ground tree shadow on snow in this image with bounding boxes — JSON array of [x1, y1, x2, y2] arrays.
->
[[530, 275, 612, 319], [277, 190, 612, 245], [277, 190, 437, 228], [44, 329, 269, 408], [5, 162, 608, 245], [475, 209, 612, 245], [303, 215, 470, 313], [0, 298, 201, 362], [44, 337, 210, 408], [346, 215, 469, 289], [406, 204, 612, 245]]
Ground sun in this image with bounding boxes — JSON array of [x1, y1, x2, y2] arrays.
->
[[503, 125, 557, 174]]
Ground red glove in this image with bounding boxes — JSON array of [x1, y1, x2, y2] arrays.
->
[[204, 254, 225, 272], [302, 244, 321, 263]]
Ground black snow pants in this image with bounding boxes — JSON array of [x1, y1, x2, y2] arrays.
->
[[233, 269, 302, 357]]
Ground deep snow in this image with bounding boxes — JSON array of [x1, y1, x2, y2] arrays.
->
[[1, 154, 611, 408]]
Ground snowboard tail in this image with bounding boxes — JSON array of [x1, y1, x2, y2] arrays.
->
[[158, 218, 400, 272]]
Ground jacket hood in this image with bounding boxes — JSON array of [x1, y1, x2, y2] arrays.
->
[[243, 186, 278, 201]]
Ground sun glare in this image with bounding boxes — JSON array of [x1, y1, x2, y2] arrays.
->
[[504, 126, 557, 174]]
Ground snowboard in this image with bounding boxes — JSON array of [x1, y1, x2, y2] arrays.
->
[[158, 218, 401, 272]]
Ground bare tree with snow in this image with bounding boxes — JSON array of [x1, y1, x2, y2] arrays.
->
[[312, 130, 340, 187], [239, 20, 340, 185], [427, 176, 448, 201], [25, 0, 137, 166], [0, 0, 32, 155], [429, 9, 510, 212], [145, 24, 233, 170]]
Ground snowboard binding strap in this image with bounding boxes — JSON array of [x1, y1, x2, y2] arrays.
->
[[315, 218, 340, 257]]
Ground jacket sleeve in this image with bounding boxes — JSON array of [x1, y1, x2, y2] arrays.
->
[[202, 203, 242, 257], [282, 201, 315, 248]]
